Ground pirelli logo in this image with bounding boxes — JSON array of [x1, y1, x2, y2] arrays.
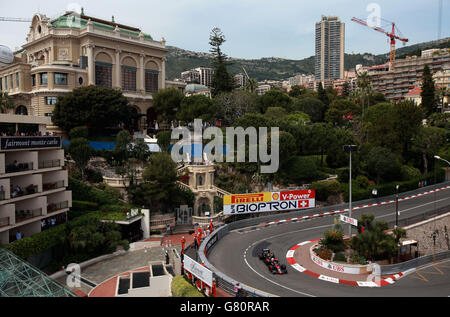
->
[[224, 193, 271, 205]]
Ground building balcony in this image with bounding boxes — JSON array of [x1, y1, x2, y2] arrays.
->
[[15, 208, 42, 224], [10, 184, 38, 199], [5, 162, 34, 174], [47, 201, 69, 215], [38, 159, 61, 169], [0, 216, 9, 228], [43, 180, 65, 192]]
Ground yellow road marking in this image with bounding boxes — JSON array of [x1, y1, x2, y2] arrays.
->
[[411, 272, 428, 282], [420, 265, 444, 275]]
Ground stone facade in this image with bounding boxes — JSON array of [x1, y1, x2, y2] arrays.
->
[[0, 11, 169, 134], [404, 213, 450, 256]]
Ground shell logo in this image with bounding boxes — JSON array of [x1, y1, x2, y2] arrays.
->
[[272, 193, 280, 201]]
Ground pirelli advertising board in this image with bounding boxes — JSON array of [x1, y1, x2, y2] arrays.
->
[[223, 190, 315, 215]]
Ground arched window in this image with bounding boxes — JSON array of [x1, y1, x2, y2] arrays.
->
[[15, 106, 28, 115]]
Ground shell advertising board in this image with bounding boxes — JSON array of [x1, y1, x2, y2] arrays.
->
[[223, 190, 315, 215]]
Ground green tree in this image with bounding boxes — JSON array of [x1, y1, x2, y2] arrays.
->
[[177, 94, 216, 123], [393, 100, 424, 154], [69, 126, 89, 139], [53, 85, 132, 134], [0, 91, 14, 113], [157, 130, 172, 153], [258, 89, 293, 113], [325, 99, 359, 126], [356, 71, 371, 117], [289, 85, 307, 98], [366, 146, 401, 184], [341, 81, 351, 98], [293, 96, 325, 122], [421, 65, 437, 116], [412, 126, 447, 174], [137, 152, 179, 211], [309, 123, 335, 167], [152, 88, 184, 122], [209, 27, 235, 97], [132, 138, 150, 162], [114, 130, 132, 164], [264, 107, 287, 121], [362, 102, 399, 152], [69, 138, 93, 180], [214, 90, 260, 125], [317, 83, 330, 109]]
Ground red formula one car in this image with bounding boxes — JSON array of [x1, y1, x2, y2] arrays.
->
[[258, 249, 288, 275]]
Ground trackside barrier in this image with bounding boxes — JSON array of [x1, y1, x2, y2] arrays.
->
[[381, 250, 450, 276], [198, 182, 450, 297]]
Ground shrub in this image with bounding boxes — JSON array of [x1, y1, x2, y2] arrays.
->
[[72, 200, 99, 211], [315, 248, 332, 261], [400, 165, 421, 181], [320, 229, 345, 253], [85, 168, 104, 183], [69, 126, 89, 139], [68, 177, 119, 206], [310, 180, 342, 201], [356, 175, 370, 189], [171, 275, 205, 297], [333, 252, 347, 263]]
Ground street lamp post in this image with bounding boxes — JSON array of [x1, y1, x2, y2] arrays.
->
[[395, 185, 400, 228], [343, 145, 358, 237]]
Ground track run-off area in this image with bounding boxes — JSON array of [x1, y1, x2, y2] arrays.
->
[[207, 185, 450, 297]]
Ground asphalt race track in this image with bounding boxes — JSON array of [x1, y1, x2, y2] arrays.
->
[[207, 187, 450, 297]]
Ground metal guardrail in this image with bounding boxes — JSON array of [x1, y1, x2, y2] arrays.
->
[[381, 250, 450, 275], [198, 181, 450, 297]]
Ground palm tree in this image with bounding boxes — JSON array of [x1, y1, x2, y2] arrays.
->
[[356, 71, 371, 117], [244, 78, 257, 94], [0, 91, 14, 113], [435, 87, 449, 112]]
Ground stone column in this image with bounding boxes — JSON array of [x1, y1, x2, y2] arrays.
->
[[115, 49, 121, 89], [161, 57, 166, 89], [139, 53, 145, 93], [87, 44, 95, 85]]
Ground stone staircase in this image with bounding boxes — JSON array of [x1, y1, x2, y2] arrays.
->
[[172, 224, 194, 235]]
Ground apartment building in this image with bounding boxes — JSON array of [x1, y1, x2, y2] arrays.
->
[[0, 114, 71, 245], [0, 10, 168, 133], [315, 16, 345, 81], [366, 49, 450, 101]]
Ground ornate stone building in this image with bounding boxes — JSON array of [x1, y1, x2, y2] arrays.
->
[[0, 10, 169, 133]]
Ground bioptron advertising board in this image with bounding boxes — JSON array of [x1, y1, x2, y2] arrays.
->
[[223, 189, 315, 215]]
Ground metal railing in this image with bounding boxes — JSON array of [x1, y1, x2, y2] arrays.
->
[[15, 208, 42, 223], [5, 162, 34, 174], [47, 201, 69, 214], [39, 159, 61, 169], [198, 181, 450, 297], [0, 217, 9, 228], [43, 180, 65, 191]]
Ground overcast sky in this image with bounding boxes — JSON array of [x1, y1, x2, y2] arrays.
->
[[1, 0, 448, 60]]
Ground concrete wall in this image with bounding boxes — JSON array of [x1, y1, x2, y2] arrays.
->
[[404, 213, 450, 256]]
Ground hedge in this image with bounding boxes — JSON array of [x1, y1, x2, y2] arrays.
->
[[4, 224, 66, 260], [71, 200, 99, 211], [68, 177, 120, 206], [171, 275, 205, 297], [341, 169, 446, 202]]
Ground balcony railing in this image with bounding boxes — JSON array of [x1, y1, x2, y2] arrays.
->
[[39, 159, 61, 169], [0, 217, 9, 228], [43, 180, 65, 191], [15, 208, 42, 223], [10, 184, 38, 199], [47, 201, 69, 214], [5, 162, 34, 174]]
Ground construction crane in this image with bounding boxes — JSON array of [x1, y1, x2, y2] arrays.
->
[[351, 17, 408, 70], [0, 17, 32, 22]]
